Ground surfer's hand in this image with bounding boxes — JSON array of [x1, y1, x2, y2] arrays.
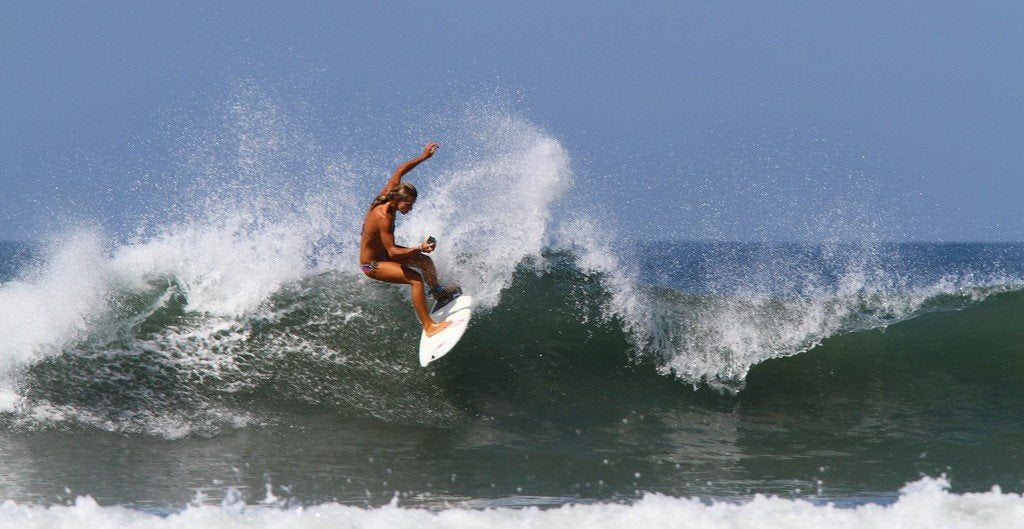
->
[[422, 142, 439, 159], [420, 240, 436, 253]]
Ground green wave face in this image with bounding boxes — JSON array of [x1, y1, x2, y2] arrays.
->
[[11, 250, 1023, 436]]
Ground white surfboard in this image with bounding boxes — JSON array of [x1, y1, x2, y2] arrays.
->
[[418, 295, 473, 367]]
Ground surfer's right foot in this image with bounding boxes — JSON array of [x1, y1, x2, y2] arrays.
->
[[431, 285, 463, 313], [424, 319, 453, 337]]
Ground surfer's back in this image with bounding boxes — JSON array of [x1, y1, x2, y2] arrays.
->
[[360, 204, 392, 263]]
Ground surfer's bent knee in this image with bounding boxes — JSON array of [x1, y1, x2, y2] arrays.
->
[[392, 253, 431, 266], [403, 266, 422, 284]]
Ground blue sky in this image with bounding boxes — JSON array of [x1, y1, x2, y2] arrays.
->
[[2, 1, 1021, 241]]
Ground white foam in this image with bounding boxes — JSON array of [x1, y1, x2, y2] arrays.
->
[[3, 397, 255, 439], [1, 477, 1021, 529], [0, 388, 19, 412]]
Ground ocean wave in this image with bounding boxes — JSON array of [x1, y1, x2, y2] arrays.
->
[[1, 96, 1021, 435], [2, 250, 1020, 437], [0, 103, 578, 435]]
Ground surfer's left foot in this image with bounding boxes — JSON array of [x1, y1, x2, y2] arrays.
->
[[424, 319, 453, 337], [431, 285, 463, 313]]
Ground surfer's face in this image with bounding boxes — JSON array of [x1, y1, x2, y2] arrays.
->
[[396, 197, 415, 214]]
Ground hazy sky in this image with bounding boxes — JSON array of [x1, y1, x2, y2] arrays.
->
[[2, 1, 1021, 241]]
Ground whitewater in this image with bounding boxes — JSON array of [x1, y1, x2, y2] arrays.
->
[[3, 477, 1024, 529]]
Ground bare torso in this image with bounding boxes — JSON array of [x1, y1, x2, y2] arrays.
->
[[359, 204, 394, 264]]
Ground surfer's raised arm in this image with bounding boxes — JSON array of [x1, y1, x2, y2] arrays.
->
[[377, 142, 439, 197]]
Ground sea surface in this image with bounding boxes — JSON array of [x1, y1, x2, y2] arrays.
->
[[1, 113, 1022, 527], [1, 236, 1022, 527]]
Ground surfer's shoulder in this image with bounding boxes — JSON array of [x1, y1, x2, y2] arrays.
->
[[367, 204, 392, 225]]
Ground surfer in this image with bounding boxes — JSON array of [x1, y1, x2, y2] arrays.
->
[[360, 141, 461, 337]]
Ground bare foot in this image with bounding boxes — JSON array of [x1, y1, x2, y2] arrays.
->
[[424, 320, 453, 337]]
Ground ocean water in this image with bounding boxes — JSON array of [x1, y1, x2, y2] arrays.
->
[[1, 109, 1023, 528]]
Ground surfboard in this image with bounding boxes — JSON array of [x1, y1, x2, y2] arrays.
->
[[418, 295, 473, 367]]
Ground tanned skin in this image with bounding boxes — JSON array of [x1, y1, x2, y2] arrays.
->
[[360, 141, 452, 337]]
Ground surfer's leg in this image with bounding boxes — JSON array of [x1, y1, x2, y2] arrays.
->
[[392, 253, 460, 307], [392, 252, 440, 290], [411, 254, 440, 289], [364, 261, 452, 337]]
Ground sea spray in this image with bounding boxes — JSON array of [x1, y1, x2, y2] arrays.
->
[[402, 111, 573, 309], [0, 231, 112, 390]]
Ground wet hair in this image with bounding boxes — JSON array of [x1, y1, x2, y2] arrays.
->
[[372, 182, 417, 208]]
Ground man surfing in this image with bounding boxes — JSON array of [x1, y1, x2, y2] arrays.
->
[[359, 141, 462, 337]]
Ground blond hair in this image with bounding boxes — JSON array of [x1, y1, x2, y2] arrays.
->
[[372, 182, 418, 208]]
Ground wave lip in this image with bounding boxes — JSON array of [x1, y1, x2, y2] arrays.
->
[[0, 232, 112, 385], [1, 477, 1022, 529], [612, 242, 1024, 391]]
